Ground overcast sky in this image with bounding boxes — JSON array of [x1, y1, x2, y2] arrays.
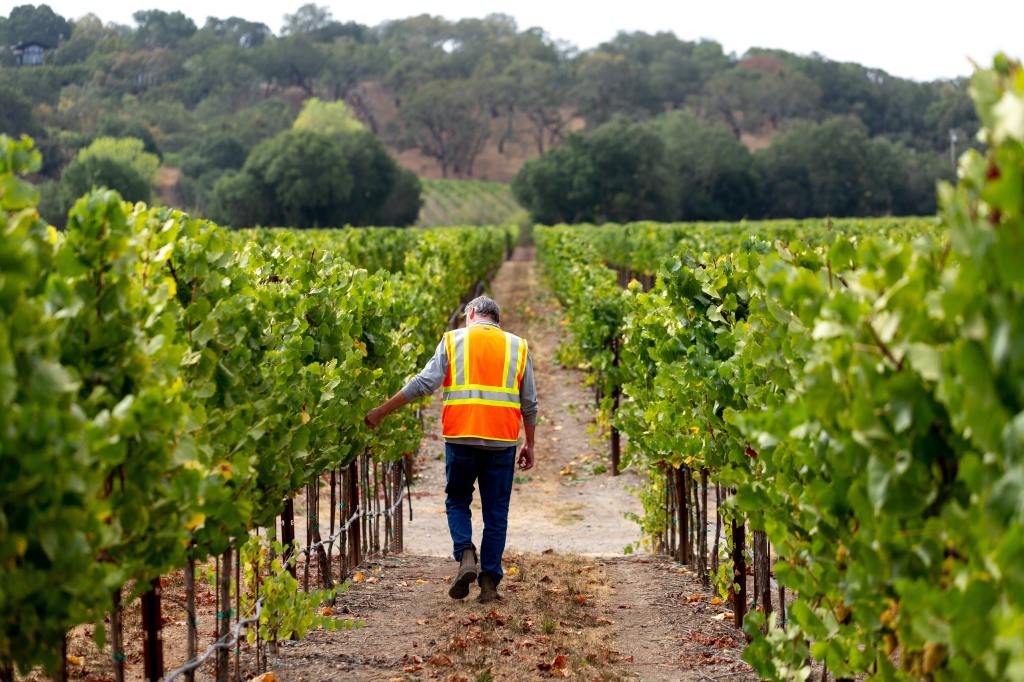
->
[[14, 0, 1022, 81]]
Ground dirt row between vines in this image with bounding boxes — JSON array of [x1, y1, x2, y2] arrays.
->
[[268, 247, 756, 681]]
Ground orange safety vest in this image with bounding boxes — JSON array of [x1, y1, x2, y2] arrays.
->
[[441, 324, 528, 443]]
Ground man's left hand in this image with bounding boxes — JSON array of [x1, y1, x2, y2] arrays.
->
[[518, 444, 534, 471]]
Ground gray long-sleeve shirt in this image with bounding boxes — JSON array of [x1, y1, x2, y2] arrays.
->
[[401, 320, 537, 449]]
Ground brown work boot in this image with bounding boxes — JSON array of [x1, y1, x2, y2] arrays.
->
[[477, 572, 500, 603], [448, 548, 478, 599]]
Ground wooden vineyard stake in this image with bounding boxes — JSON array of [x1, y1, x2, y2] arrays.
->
[[731, 516, 747, 629], [346, 460, 361, 569], [281, 497, 296, 578], [216, 547, 232, 682], [141, 577, 163, 681], [392, 460, 404, 553], [676, 467, 689, 563], [111, 590, 125, 682], [184, 557, 196, 682]]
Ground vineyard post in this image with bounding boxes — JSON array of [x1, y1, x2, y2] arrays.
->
[[699, 469, 710, 586], [712, 484, 722, 577], [731, 516, 747, 629], [57, 634, 67, 682], [666, 468, 676, 557], [184, 557, 196, 682], [329, 469, 337, 580], [111, 590, 124, 682], [141, 577, 163, 681], [216, 546, 232, 682], [346, 461, 361, 569], [690, 472, 700, 566], [696, 473, 704, 577], [281, 497, 296, 579], [675, 467, 689, 563], [754, 530, 772, 619], [392, 459, 404, 552], [303, 483, 312, 593], [610, 337, 621, 476], [234, 549, 241, 682]]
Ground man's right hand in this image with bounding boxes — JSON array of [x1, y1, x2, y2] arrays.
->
[[364, 407, 385, 430], [518, 443, 534, 471]]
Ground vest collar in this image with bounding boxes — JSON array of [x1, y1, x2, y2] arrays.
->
[[469, 320, 501, 329]]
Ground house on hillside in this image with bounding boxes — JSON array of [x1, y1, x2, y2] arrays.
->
[[13, 42, 47, 66]]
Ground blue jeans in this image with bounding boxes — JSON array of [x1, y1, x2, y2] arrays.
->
[[444, 442, 516, 585]]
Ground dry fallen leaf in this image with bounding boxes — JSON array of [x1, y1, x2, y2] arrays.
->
[[365, 576, 380, 584], [687, 594, 705, 603], [402, 665, 422, 673], [352, 571, 365, 583], [319, 606, 333, 616], [250, 674, 277, 682], [398, 581, 408, 587], [415, 578, 428, 584], [622, 655, 635, 663], [573, 594, 587, 605], [595, 616, 614, 625], [710, 597, 724, 606], [712, 612, 732, 621], [66, 655, 84, 666], [506, 566, 520, 577], [675, 567, 689, 574], [416, 619, 428, 625], [427, 653, 453, 667]]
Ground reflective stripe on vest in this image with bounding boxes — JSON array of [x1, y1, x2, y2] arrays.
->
[[441, 325, 526, 441]]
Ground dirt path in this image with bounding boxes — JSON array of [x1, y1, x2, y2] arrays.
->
[[268, 248, 756, 681], [404, 246, 644, 557]]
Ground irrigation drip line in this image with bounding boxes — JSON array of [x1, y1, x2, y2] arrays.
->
[[160, 596, 264, 682]]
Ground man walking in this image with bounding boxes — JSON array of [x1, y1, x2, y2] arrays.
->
[[364, 295, 537, 603]]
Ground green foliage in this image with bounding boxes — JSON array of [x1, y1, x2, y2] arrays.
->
[[1, 131, 514, 675], [211, 129, 352, 228], [0, 84, 40, 138], [514, 118, 671, 224], [535, 56, 1024, 680], [293, 97, 365, 135], [0, 135, 109, 673], [58, 152, 152, 212], [239, 537, 352, 643], [5, 4, 71, 48]]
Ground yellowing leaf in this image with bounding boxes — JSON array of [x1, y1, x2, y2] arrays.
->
[[506, 566, 520, 577], [710, 597, 723, 606], [301, 406, 311, 425], [164, 277, 177, 298], [14, 537, 27, 557], [66, 655, 84, 666], [185, 513, 206, 531]]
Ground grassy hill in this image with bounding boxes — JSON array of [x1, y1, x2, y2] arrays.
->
[[417, 179, 528, 228]]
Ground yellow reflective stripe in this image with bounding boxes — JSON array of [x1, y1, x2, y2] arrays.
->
[[443, 383, 518, 394], [443, 398, 522, 408], [514, 339, 527, 390], [462, 326, 470, 388], [501, 333, 512, 390], [444, 331, 455, 383]]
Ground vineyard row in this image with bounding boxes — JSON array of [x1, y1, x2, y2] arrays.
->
[[0, 134, 515, 679], [535, 58, 1024, 681]]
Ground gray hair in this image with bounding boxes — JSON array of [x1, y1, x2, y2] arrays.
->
[[465, 295, 500, 323]]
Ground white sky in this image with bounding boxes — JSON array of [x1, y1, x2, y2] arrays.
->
[[10, 0, 1022, 81]]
